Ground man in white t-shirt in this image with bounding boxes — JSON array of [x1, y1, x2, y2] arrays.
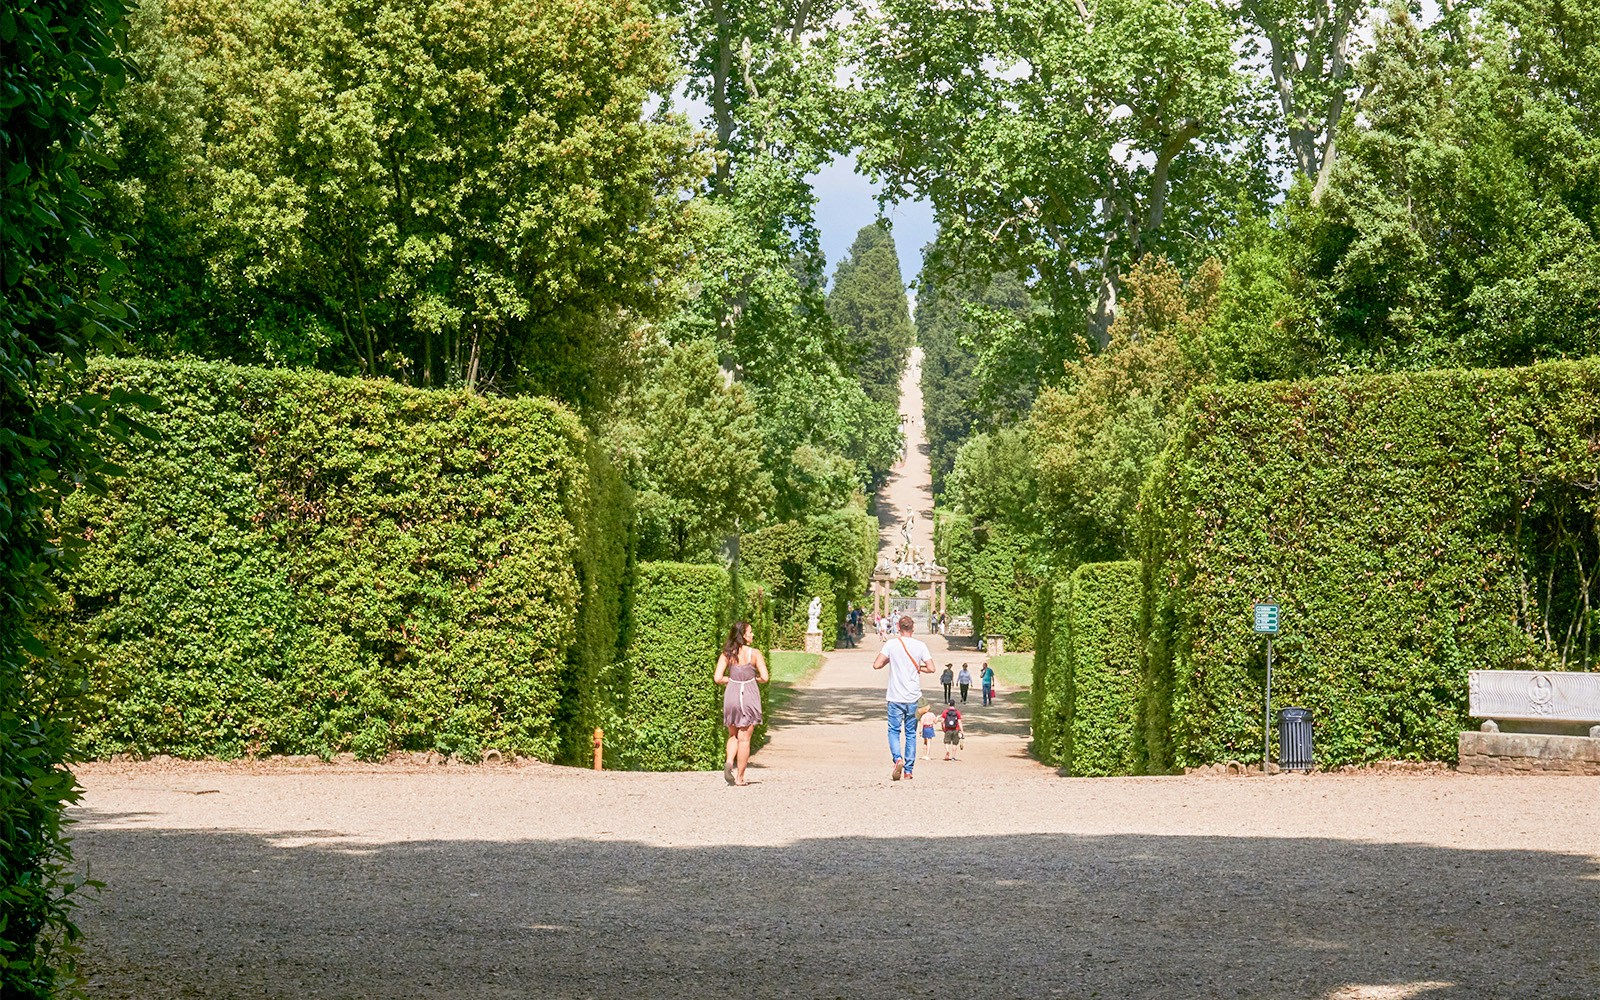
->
[[873, 614, 934, 781]]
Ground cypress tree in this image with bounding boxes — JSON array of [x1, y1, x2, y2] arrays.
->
[[827, 222, 914, 406]]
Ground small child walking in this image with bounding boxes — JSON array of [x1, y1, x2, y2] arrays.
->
[[941, 700, 964, 761], [919, 705, 938, 750]]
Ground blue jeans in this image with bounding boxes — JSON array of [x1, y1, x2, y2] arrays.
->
[[886, 700, 918, 772]]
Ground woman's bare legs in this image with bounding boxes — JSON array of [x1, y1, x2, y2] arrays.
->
[[725, 727, 739, 785], [734, 725, 754, 785]]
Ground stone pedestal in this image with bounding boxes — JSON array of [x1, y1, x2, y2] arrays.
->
[[1457, 730, 1600, 775], [985, 634, 1005, 656], [804, 630, 823, 655]]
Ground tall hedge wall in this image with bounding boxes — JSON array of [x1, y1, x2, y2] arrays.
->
[[937, 513, 1039, 650], [44, 359, 629, 763], [1061, 561, 1142, 776], [610, 561, 731, 770], [1030, 577, 1070, 766], [1141, 359, 1600, 770], [1031, 563, 1141, 775], [740, 506, 875, 647]]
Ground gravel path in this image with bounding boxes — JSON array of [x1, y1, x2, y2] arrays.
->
[[878, 345, 936, 560], [68, 347, 1600, 998], [72, 753, 1600, 999], [71, 638, 1600, 1000]]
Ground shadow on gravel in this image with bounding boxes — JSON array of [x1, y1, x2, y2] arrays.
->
[[765, 684, 887, 729], [73, 818, 1598, 1000]]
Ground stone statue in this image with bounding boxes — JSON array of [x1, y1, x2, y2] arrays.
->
[[807, 595, 822, 633]]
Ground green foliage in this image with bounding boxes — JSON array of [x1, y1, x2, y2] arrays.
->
[[855, 0, 1270, 353], [918, 267, 1039, 495], [1030, 577, 1069, 766], [610, 562, 731, 770], [970, 529, 1041, 651], [609, 339, 774, 562], [741, 507, 876, 646], [660, 3, 898, 516], [893, 577, 920, 598], [1256, 4, 1600, 374], [558, 441, 633, 767], [938, 423, 1045, 650], [827, 221, 914, 409], [945, 425, 1041, 535], [1057, 562, 1143, 776], [665, 200, 897, 519], [1140, 359, 1600, 771], [1033, 257, 1220, 568], [1236, 0, 1367, 185], [45, 359, 629, 765], [938, 512, 1041, 651], [2, 0, 136, 990], [93, 0, 705, 401]]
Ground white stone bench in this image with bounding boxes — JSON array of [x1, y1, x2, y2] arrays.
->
[[1468, 670, 1600, 737], [1460, 670, 1600, 775]]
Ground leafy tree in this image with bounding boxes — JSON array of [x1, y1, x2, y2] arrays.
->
[[661, 2, 900, 516], [665, 0, 850, 197], [1, 0, 138, 991], [1277, 2, 1600, 370], [854, 0, 1269, 351], [918, 263, 1038, 495], [1032, 256, 1220, 566], [94, 0, 706, 405], [661, 197, 897, 519], [1238, 0, 1374, 194], [827, 221, 914, 407], [946, 424, 1042, 538], [610, 340, 774, 561]]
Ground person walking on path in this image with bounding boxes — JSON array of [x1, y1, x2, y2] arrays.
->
[[874, 615, 934, 781], [940, 664, 955, 703], [981, 662, 995, 706], [958, 664, 972, 704], [714, 621, 768, 786], [941, 700, 964, 761], [919, 705, 938, 751]]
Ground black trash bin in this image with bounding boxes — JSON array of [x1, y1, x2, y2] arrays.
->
[[1277, 707, 1313, 771]]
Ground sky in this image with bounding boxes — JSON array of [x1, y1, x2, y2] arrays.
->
[[808, 151, 936, 301]]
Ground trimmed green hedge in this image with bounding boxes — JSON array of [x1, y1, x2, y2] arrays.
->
[[1060, 561, 1142, 776], [610, 561, 731, 770], [1140, 359, 1600, 770], [741, 506, 875, 647], [45, 358, 629, 763], [938, 513, 1039, 650], [1031, 563, 1141, 774], [1030, 577, 1070, 765]]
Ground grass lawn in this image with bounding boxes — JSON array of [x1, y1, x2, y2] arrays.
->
[[764, 649, 825, 723], [987, 651, 1034, 693]]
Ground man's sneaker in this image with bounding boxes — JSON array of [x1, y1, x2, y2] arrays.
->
[[904, 770, 914, 780], [891, 760, 903, 781]]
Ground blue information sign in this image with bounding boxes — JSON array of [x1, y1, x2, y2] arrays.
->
[[1253, 603, 1280, 634]]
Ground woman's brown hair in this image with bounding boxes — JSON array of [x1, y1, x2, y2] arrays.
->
[[722, 621, 752, 662]]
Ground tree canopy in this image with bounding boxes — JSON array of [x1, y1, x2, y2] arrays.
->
[[94, 0, 706, 403], [827, 221, 915, 408]]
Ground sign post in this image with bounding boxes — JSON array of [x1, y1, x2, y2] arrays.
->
[[1253, 603, 1280, 774]]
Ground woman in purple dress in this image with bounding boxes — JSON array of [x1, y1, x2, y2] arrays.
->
[[714, 621, 768, 786]]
